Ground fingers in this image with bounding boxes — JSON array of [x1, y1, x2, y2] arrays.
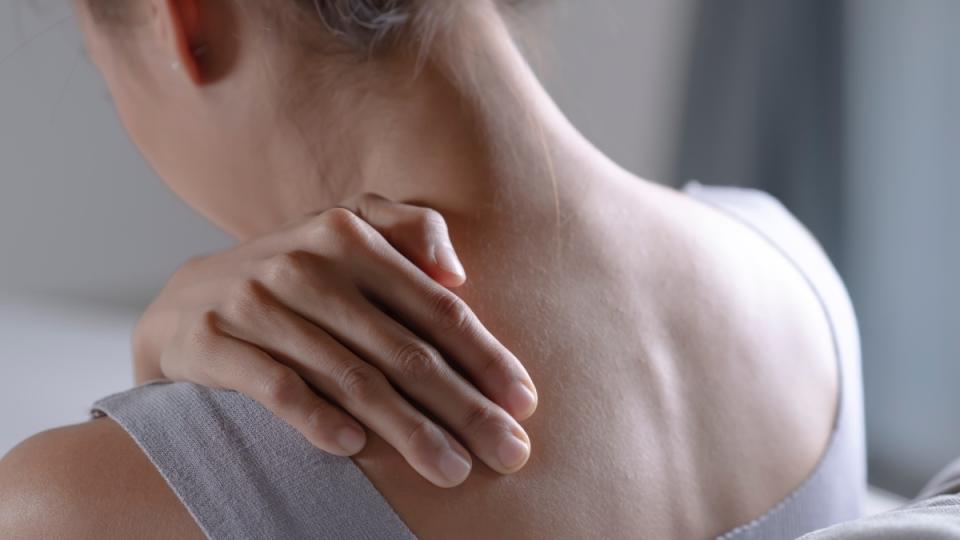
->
[[258, 251, 531, 475], [347, 247, 539, 421], [172, 319, 367, 457], [260, 219, 538, 421], [220, 291, 476, 488], [340, 193, 467, 288], [304, 295, 532, 475]]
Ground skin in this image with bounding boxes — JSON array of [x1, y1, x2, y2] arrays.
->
[[0, 1, 840, 538], [128, 197, 538, 487]]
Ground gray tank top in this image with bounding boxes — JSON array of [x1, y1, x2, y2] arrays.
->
[[92, 184, 866, 539]]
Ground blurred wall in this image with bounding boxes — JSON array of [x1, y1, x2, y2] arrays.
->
[[6, 0, 956, 503], [0, 0, 696, 457], [844, 0, 960, 496], [674, 0, 960, 496], [0, 1, 695, 310], [0, 3, 232, 309]]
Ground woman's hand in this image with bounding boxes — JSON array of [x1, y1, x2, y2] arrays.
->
[[133, 194, 537, 488]]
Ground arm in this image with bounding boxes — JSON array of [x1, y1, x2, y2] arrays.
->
[[0, 419, 204, 540]]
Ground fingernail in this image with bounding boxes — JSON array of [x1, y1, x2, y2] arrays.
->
[[438, 448, 471, 485], [497, 433, 530, 471], [506, 382, 538, 418], [336, 426, 366, 455], [435, 244, 466, 280]]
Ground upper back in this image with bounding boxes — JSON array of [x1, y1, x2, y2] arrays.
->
[[360, 179, 861, 539], [0, 181, 864, 540]]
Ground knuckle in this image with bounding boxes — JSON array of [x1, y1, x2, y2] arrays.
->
[[308, 208, 378, 254], [259, 251, 310, 291], [480, 352, 510, 380], [324, 208, 366, 237], [392, 341, 444, 380], [183, 311, 221, 353], [337, 364, 385, 401], [462, 402, 497, 433], [260, 368, 301, 409], [430, 292, 472, 332], [223, 280, 267, 322], [418, 208, 447, 232], [404, 419, 435, 449], [305, 402, 334, 432]]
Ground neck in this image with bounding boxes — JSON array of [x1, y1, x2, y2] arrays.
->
[[236, 6, 619, 240]]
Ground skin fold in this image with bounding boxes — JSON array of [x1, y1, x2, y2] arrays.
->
[[0, 1, 839, 538]]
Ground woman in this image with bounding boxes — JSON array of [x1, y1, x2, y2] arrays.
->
[[0, 0, 863, 538]]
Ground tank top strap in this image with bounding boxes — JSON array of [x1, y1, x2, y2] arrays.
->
[[684, 182, 866, 539], [93, 382, 417, 540]]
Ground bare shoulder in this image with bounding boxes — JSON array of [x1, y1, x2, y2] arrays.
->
[[0, 418, 204, 540], [599, 182, 841, 532], [675, 185, 841, 522]]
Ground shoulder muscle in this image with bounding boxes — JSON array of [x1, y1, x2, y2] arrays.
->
[[0, 418, 203, 539]]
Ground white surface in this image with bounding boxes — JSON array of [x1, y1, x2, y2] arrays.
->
[[0, 296, 136, 456]]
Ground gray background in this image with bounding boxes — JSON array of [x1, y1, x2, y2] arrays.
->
[[0, 0, 692, 308], [673, 0, 960, 496], [0, 0, 696, 466], [2, 0, 957, 499]]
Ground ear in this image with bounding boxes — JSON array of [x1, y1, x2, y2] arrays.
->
[[157, 0, 207, 84]]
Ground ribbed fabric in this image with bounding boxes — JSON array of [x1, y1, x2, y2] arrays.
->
[[918, 458, 960, 501], [92, 183, 865, 540], [800, 495, 960, 539], [799, 459, 960, 539], [94, 383, 415, 540]]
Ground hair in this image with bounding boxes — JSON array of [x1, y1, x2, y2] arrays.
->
[[84, 0, 507, 53], [307, 0, 412, 47]]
